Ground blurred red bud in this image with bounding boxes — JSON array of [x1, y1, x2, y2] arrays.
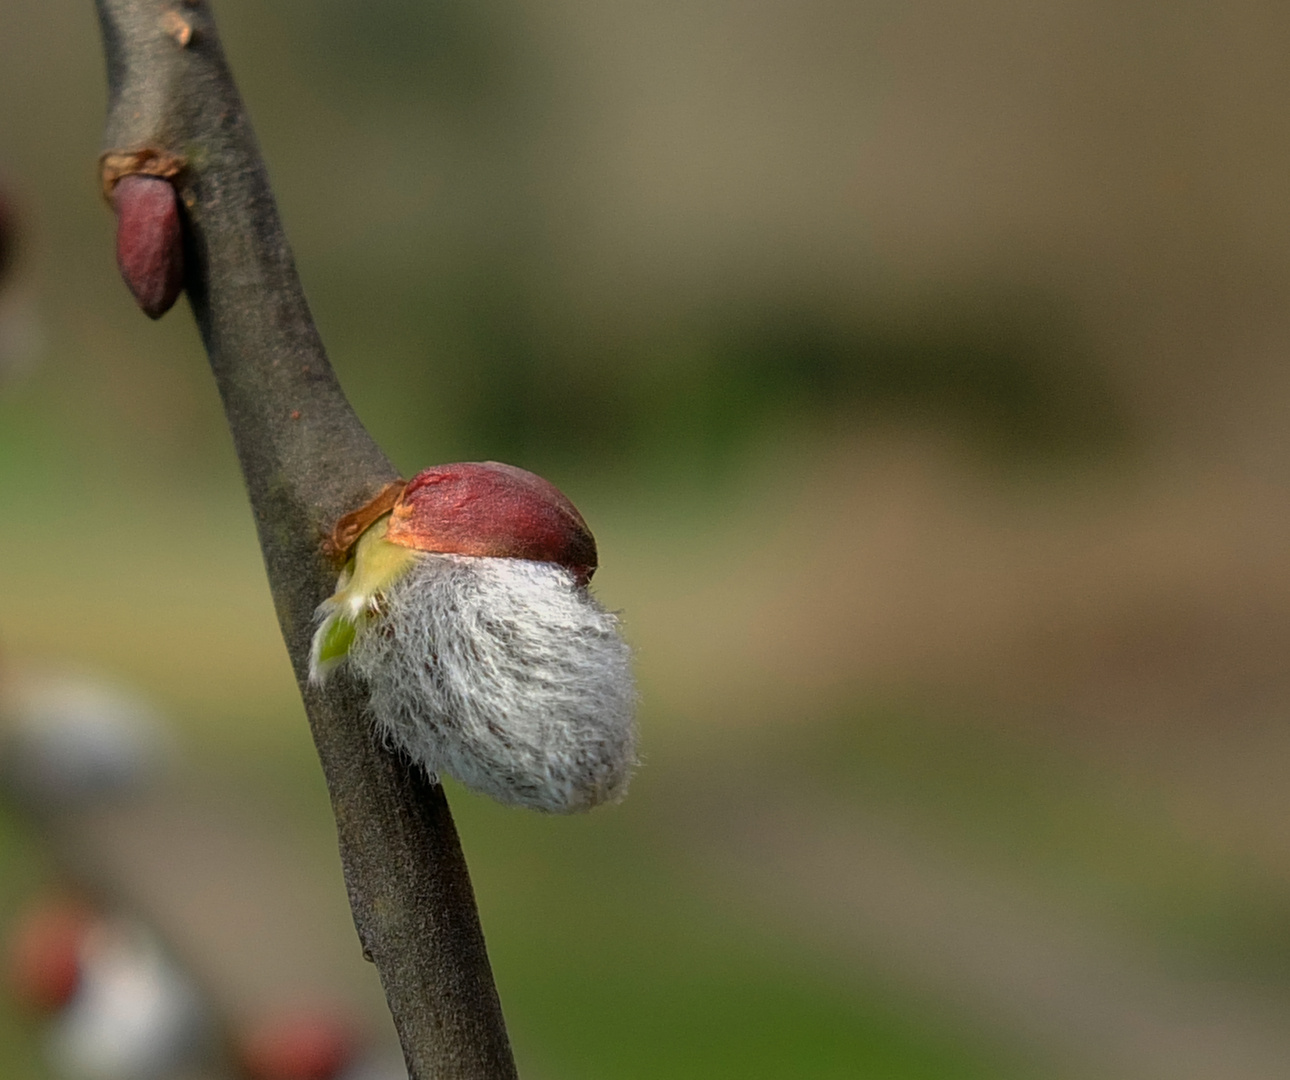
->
[[240, 1011, 359, 1080], [5, 899, 95, 1013], [386, 461, 598, 583], [112, 174, 184, 319]]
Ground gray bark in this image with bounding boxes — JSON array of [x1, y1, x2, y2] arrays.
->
[[92, 2, 519, 1076]]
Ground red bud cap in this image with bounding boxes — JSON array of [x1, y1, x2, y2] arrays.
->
[[6, 899, 95, 1012], [240, 1011, 359, 1080], [112, 174, 184, 319], [386, 462, 598, 584]]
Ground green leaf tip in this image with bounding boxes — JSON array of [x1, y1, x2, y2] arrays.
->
[[308, 513, 418, 685], [317, 613, 357, 665]]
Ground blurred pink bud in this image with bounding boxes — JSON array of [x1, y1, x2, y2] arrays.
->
[[5, 898, 95, 1013], [241, 1010, 360, 1080]]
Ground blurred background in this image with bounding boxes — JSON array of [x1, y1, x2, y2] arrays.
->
[[4, 0, 1290, 1076]]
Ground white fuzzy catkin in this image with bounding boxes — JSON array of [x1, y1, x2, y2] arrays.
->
[[345, 553, 637, 813]]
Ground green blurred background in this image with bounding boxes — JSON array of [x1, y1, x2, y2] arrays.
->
[[6, 1, 1290, 1077]]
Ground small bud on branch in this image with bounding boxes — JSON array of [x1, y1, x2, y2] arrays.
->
[[111, 174, 184, 319]]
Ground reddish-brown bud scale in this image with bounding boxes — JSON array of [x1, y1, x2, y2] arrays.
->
[[112, 174, 184, 319], [386, 462, 599, 584]]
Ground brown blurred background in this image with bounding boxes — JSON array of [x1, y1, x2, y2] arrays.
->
[[5, 0, 1290, 1077]]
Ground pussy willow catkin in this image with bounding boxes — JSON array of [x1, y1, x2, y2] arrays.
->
[[310, 463, 637, 812]]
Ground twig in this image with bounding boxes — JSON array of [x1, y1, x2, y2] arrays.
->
[[92, 2, 519, 1076]]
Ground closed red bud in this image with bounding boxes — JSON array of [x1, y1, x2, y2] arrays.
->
[[112, 174, 184, 319], [240, 1011, 358, 1080], [6, 900, 95, 1012], [385, 461, 598, 584]]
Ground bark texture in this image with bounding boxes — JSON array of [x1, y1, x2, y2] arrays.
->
[[93, 2, 519, 1076]]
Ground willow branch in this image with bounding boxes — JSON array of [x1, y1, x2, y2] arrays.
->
[[92, 2, 518, 1076]]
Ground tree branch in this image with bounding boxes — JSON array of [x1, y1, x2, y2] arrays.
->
[[92, 2, 518, 1076]]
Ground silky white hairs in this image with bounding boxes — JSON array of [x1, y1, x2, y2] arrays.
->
[[345, 553, 637, 813]]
